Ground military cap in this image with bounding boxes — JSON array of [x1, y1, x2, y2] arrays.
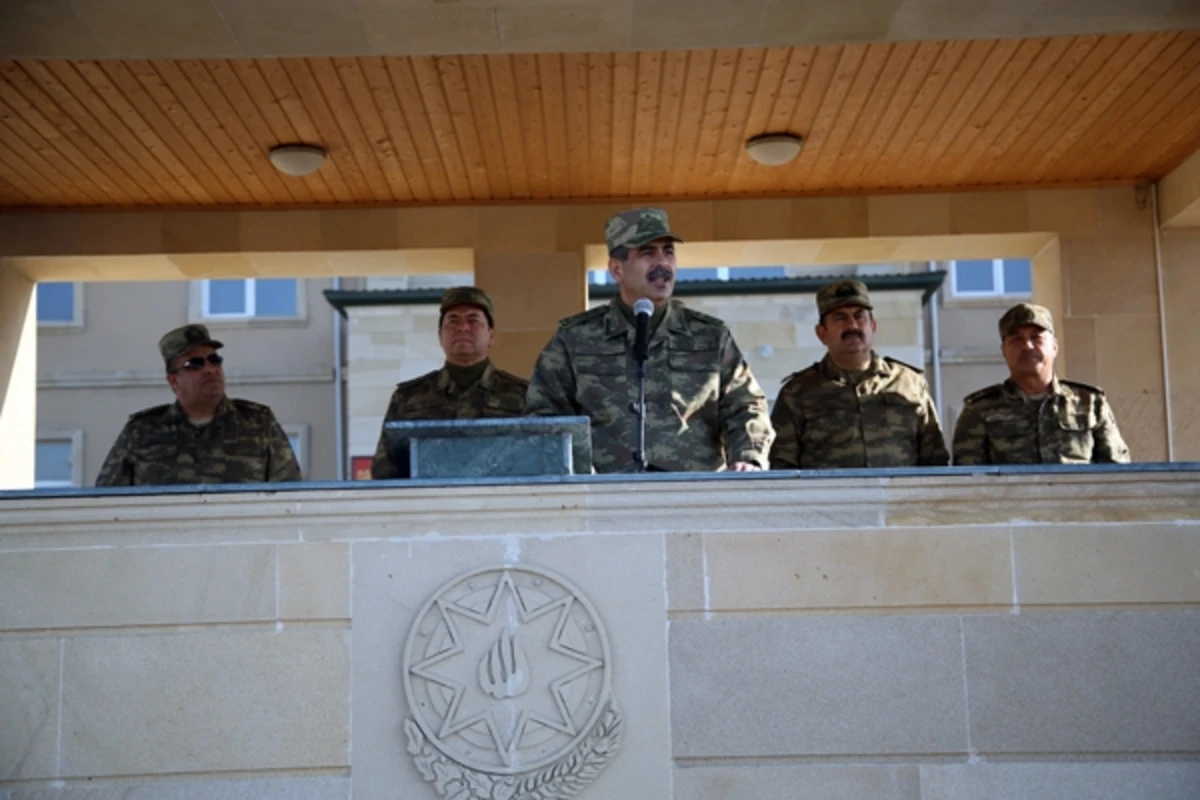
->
[[440, 286, 495, 325], [998, 303, 1054, 339], [816, 279, 873, 317], [158, 324, 223, 367], [605, 207, 683, 255]]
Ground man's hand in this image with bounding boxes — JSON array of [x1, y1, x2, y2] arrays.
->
[[730, 461, 762, 472]]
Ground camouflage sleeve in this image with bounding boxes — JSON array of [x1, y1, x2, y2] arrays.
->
[[370, 389, 403, 479], [917, 382, 950, 466], [1092, 395, 1132, 463], [524, 331, 578, 417], [951, 401, 990, 466], [95, 421, 135, 486], [717, 331, 774, 468], [264, 411, 302, 481], [768, 385, 802, 470]]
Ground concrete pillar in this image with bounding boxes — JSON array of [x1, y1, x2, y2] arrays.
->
[[474, 251, 587, 379], [0, 270, 37, 489]]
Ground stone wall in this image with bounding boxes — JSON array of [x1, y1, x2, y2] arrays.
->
[[2, 470, 1197, 798]]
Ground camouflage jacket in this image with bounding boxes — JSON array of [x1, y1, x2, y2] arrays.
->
[[951, 377, 1131, 465], [371, 361, 529, 479], [524, 299, 774, 472], [95, 397, 302, 486], [769, 353, 949, 469]]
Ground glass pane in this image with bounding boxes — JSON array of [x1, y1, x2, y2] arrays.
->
[[730, 266, 787, 280], [587, 269, 609, 285], [1002, 259, 1033, 295], [287, 434, 302, 462], [954, 260, 995, 293], [36, 441, 73, 483], [208, 279, 247, 315], [37, 282, 75, 323], [677, 268, 722, 281], [254, 278, 298, 317]]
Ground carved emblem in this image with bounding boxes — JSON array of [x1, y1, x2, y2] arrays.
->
[[403, 565, 622, 799]]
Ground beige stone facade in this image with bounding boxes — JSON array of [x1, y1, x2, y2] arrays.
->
[[2, 471, 1198, 797]]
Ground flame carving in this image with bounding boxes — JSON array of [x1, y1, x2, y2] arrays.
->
[[478, 628, 530, 699]]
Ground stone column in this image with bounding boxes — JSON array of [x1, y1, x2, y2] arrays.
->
[[474, 251, 587, 379], [0, 270, 37, 488]]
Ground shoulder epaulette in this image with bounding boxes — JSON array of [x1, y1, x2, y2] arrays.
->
[[963, 383, 1005, 404], [679, 306, 725, 327], [780, 362, 821, 385], [230, 398, 270, 414], [559, 305, 609, 329], [494, 368, 531, 388], [1060, 378, 1106, 395], [128, 403, 170, 421], [883, 356, 924, 374]]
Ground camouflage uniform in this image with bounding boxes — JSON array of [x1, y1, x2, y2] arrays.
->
[[770, 353, 949, 469], [951, 378, 1131, 465], [525, 298, 773, 472], [952, 303, 1130, 465], [96, 397, 302, 485], [370, 361, 529, 479]]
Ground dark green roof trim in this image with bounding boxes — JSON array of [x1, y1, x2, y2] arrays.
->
[[323, 271, 947, 317]]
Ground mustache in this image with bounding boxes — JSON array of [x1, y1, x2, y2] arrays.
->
[[841, 330, 864, 341], [647, 266, 674, 282]]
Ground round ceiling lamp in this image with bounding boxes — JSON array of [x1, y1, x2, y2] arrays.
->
[[268, 144, 327, 177], [745, 133, 804, 167]]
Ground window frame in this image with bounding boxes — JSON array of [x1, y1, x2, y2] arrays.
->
[[189, 278, 308, 327], [35, 429, 84, 488], [949, 258, 1032, 299], [282, 423, 309, 477], [36, 281, 85, 330]]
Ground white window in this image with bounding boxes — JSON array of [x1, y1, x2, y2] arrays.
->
[[36, 431, 83, 488], [283, 423, 308, 477], [37, 282, 83, 327], [951, 259, 1033, 298], [200, 278, 300, 319]]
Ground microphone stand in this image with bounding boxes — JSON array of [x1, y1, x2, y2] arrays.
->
[[632, 351, 649, 473]]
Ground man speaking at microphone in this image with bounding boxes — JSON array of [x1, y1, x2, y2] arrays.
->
[[525, 207, 773, 473]]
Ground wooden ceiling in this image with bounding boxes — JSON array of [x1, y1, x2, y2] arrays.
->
[[2, 30, 1200, 210]]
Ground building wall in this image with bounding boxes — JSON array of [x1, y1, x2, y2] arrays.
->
[[1, 472, 1197, 798], [36, 279, 338, 483]]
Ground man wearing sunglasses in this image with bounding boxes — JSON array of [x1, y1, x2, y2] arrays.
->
[[95, 324, 302, 486]]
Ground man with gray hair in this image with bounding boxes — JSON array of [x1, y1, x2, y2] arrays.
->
[[952, 303, 1130, 465], [525, 207, 773, 473], [96, 324, 301, 485]]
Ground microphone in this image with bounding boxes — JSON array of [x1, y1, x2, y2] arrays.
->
[[632, 297, 653, 362]]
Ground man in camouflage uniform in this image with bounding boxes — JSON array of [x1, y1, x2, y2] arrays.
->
[[371, 287, 529, 479], [952, 303, 1130, 465], [96, 324, 302, 486], [770, 279, 948, 469], [525, 208, 773, 473]]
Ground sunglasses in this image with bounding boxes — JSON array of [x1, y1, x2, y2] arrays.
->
[[174, 353, 224, 371]]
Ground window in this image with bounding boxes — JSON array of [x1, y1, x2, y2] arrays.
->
[[36, 432, 83, 488], [282, 424, 309, 477], [951, 259, 1032, 297], [37, 282, 82, 326], [201, 278, 299, 319]]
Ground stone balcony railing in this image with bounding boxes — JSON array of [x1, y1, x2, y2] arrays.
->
[[1, 465, 1198, 799]]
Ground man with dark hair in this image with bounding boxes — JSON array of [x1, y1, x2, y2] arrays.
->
[[370, 286, 528, 479], [525, 207, 773, 472], [769, 279, 948, 469], [952, 303, 1130, 464], [96, 324, 302, 485]]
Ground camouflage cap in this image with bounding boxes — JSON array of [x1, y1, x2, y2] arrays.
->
[[605, 207, 683, 255], [998, 302, 1055, 339], [816, 279, 873, 318], [440, 286, 494, 325], [159, 324, 223, 367]]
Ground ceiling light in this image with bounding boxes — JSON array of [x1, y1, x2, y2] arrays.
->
[[268, 144, 327, 177], [745, 133, 804, 167]]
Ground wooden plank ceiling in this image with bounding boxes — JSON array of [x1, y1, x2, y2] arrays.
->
[[2, 30, 1200, 210]]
